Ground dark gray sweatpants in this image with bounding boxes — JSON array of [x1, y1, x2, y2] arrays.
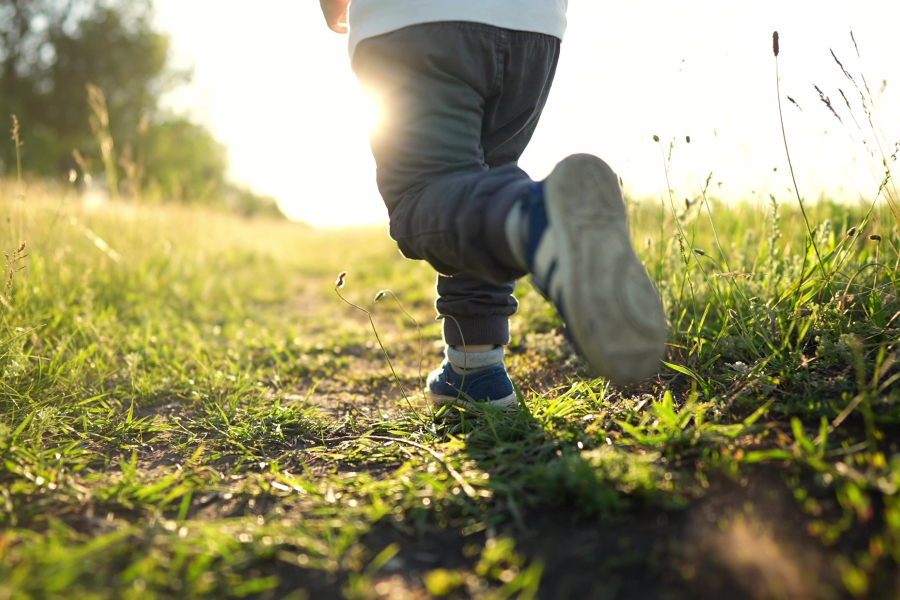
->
[[352, 22, 560, 346]]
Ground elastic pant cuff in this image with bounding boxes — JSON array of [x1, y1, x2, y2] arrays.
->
[[441, 314, 510, 346]]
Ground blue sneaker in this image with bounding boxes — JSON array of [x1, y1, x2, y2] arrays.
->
[[425, 361, 519, 409], [527, 154, 667, 384]]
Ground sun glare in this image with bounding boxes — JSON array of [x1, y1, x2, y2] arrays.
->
[[357, 87, 384, 136]]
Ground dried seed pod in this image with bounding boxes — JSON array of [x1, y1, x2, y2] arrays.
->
[[653, 134, 660, 142], [335, 271, 347, 288], [869, 234, 882, 242], [694, 248, 706, 256], [847, 227, 857, 237]]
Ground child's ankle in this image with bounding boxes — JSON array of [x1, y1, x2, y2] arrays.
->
[[453, 344, 495, 353]]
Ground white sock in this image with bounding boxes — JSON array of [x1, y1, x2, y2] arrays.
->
[[446, 345, 504, 375]]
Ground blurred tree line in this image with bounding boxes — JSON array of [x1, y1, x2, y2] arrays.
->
[[0, 0, 284, 218]]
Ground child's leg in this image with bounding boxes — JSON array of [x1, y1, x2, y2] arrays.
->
[[352, 23, 559, 353]]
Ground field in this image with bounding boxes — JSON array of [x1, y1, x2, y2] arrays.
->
[[1, 176, 899, 599]]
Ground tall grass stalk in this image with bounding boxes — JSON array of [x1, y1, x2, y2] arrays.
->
[[86, 83, 118, 198], [772, 31, 828, 288], [375, 289, 428, 404], [10, 115, 23, 187], [9, 116, 27, 266], [334, 272, 425, 422]]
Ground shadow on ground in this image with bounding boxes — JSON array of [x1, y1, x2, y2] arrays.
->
[[256, 405, 876, 600]]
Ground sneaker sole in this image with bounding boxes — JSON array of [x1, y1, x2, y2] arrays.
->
[[540, 154, 667, 384], [426, 389, 519, 410]]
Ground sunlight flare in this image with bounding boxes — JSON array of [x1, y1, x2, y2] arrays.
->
[[356, 86, 384, 136]]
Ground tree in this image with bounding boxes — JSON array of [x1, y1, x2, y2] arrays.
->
[[0, 0, 173, 175], [0, 0, 283, 218], [142, 117, 227, 203]]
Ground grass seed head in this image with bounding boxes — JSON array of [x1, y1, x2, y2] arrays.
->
[[847, 227, 857, 237], [869, 234, 882, 242], [335, 271, 347, 288], [694, 248, 706, 256], [772, 31, 779, 57], [374, 290, 386, 302], [653, 134, 660, 142], [814, 85, 843, 123]]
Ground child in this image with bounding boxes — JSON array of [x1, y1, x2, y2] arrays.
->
[[320, 0, 667, 408]]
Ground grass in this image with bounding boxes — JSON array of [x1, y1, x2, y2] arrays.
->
[[0, 171, 898, 598], [1, 29, 899, 600]]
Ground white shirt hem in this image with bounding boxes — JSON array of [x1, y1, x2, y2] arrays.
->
[[347, 1, 567, 58]]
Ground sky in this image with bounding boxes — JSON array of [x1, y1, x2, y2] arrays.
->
[[154, 1, 900, 226]]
